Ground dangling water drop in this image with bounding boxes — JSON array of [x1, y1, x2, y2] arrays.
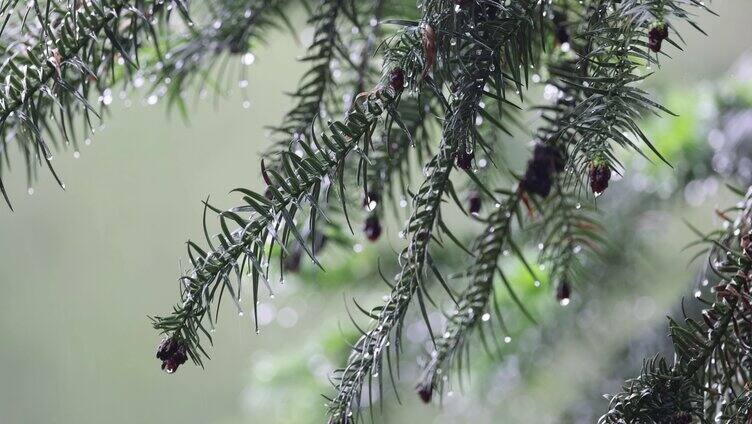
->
[[242, 53, 256, 66]]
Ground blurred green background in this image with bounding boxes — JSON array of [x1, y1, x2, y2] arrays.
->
[[1, 1, 752, 423]]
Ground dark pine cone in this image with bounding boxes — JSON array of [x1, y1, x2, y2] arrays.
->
[[589, 163, 611, 195], [555, 24, 569, 45], [455, 149, 474, 171], [416, 382, 433, 404], [533, 143, 565, 173], [364, 215, 382, 242], [648, 24, 669, 53], [520, 143, 565, 198], [389, 67, 405, 93], [467, 191, 481, 215], [556, 281, 571, 305], [520, 168, 553, 197], [282, 249, 302, 273], [156, 336, 189, 374]]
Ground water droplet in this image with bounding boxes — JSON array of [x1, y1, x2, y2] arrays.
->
[[100, 88, 113, 106], [481, 313, 491, 322], [504, 336, 512, 343], [242, 53, 256, 66]]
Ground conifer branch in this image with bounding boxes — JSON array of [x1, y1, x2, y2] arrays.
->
[[152, 0, 294, 108], [326, 135, 456, 424], [416, 192, 522, 401], [0, 0, 188, 206], [268, 0, 391, 270], [352, 0, 430, 216], [547, 0, 710, 175], [601, 186, 752, 423], [411, 4, 603, 394], [151, 82, 400, 368], [126, 0, 715, 419], [536, 178, 600, 292], [526, 69, 589, 293], [2, 2, 733, 422], [532, 49, 604, 294], [266, 0, 347, 156], [326, 1, 542, 419], [364, 96, 434, 218]]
